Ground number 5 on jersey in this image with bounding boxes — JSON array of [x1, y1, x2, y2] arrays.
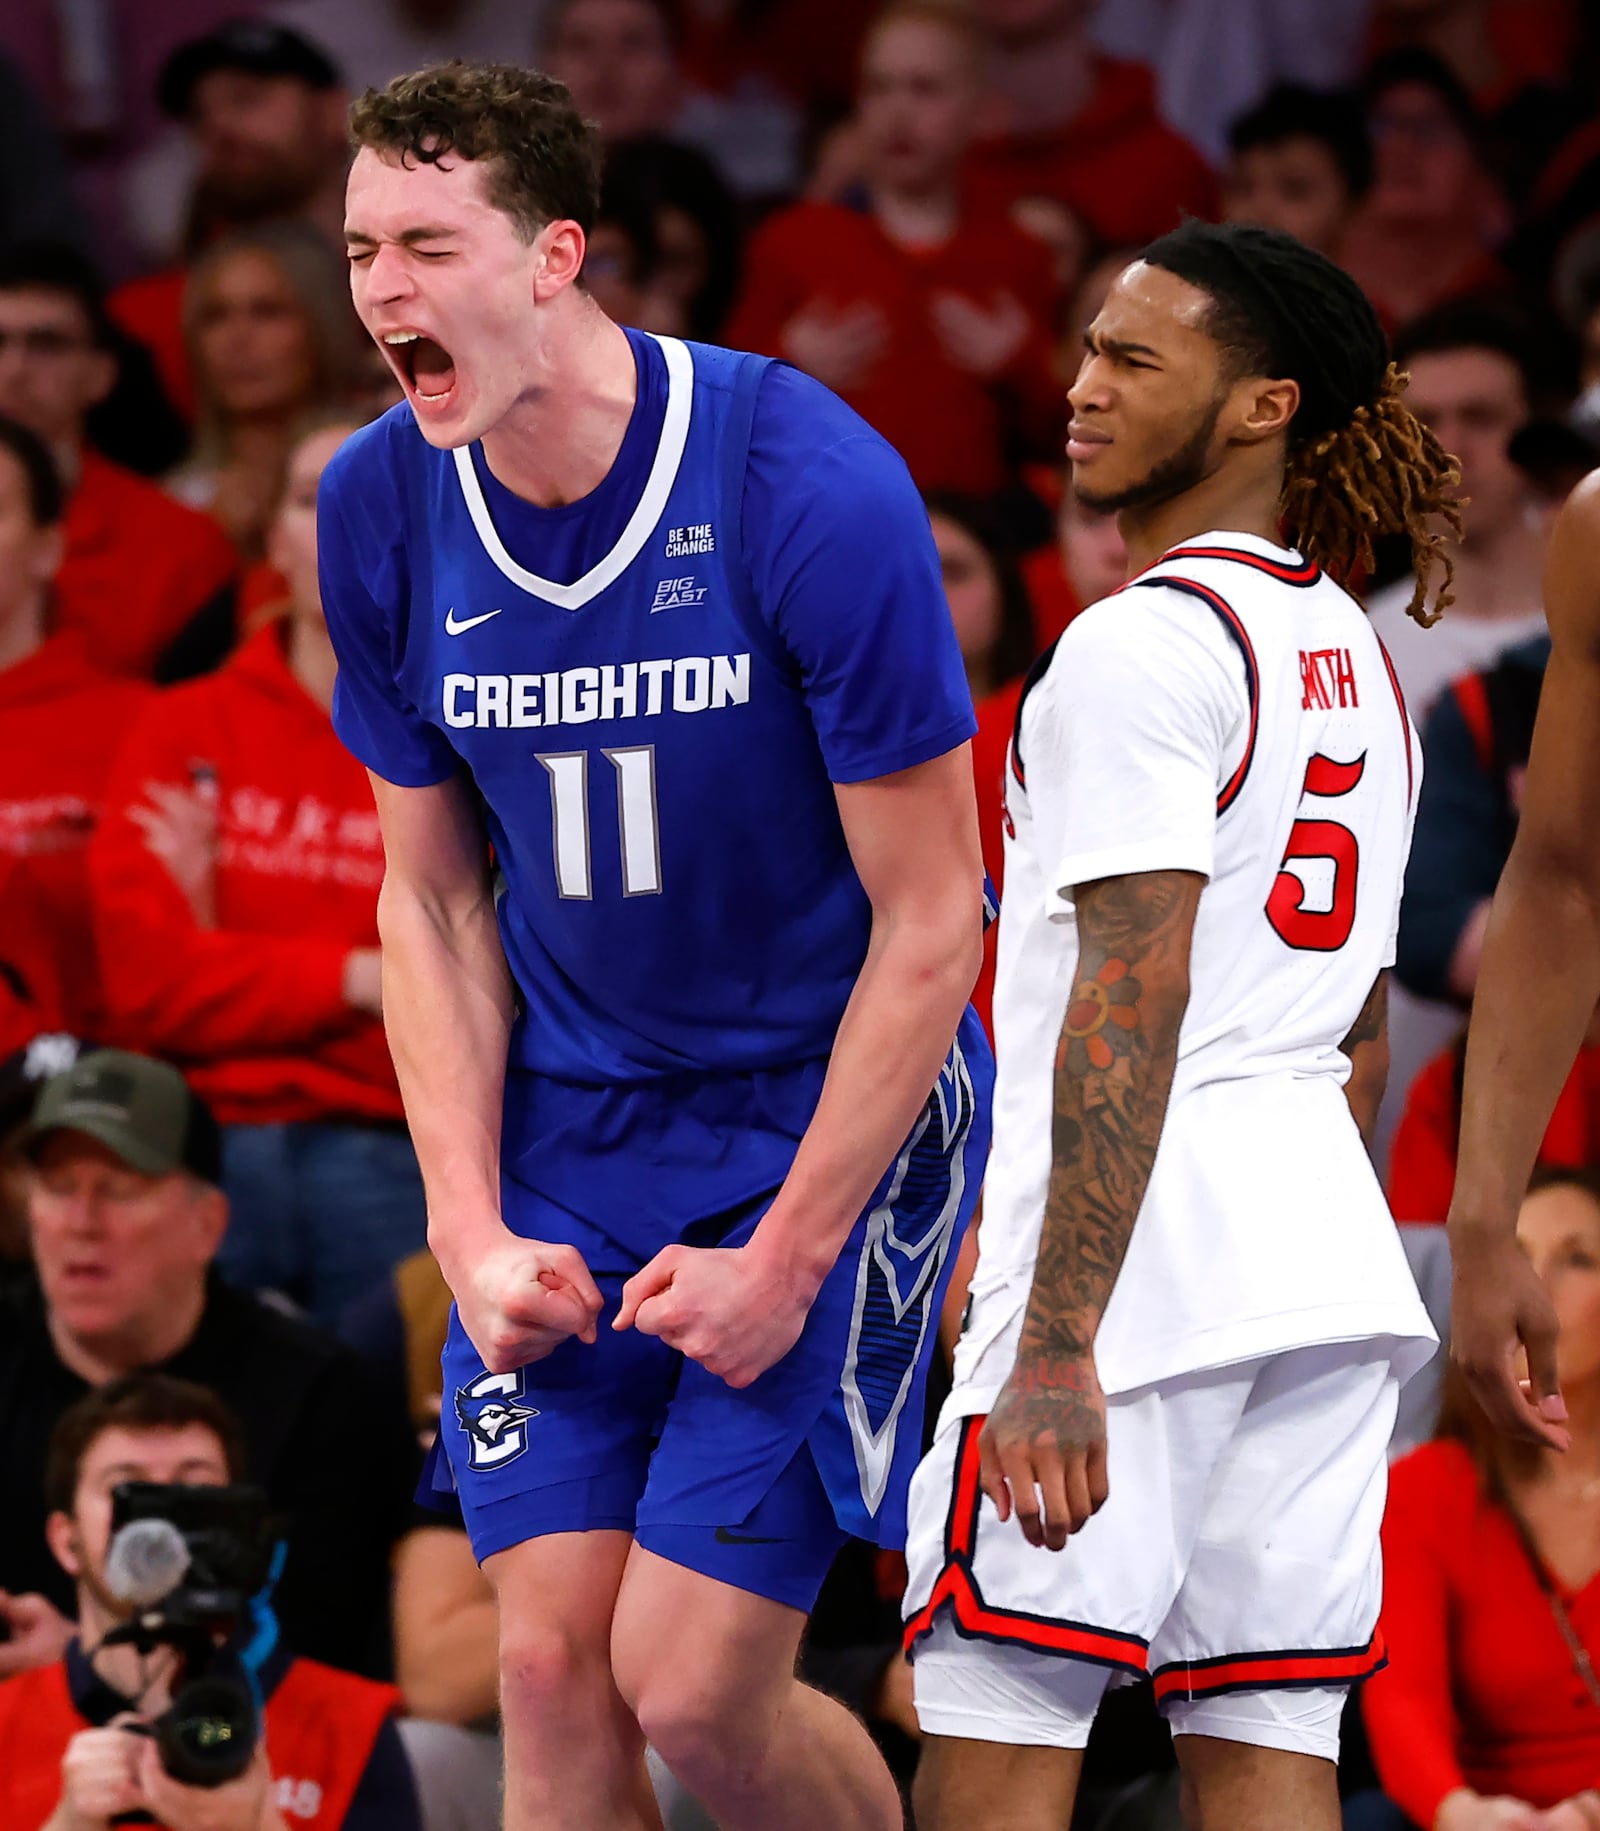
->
[[1266, 752, 1366, 952], [538, 746, 662, 899]]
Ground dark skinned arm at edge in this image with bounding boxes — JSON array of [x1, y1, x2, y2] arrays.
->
[[1446, 473, 1600, 1450]]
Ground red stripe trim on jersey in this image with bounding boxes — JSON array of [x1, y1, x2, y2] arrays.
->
[[902, 1417, 1150, 1674], [1373, 635, 1415, 809], [1158, 545, 1320, 586], [1150, 1631, 1387, 1703], [1153, 577, 1261, 813]]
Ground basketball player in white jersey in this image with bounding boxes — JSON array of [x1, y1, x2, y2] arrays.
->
[[903, 221, 1466, 1831]]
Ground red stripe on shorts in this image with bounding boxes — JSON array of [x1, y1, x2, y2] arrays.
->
[[903, 1416, 1148, 1675], [1151, 1630, 1387, 1702]]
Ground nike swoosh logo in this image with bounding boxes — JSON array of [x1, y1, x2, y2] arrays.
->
[[444, 607, 503, 635], [713, 1525, 786, 1547]]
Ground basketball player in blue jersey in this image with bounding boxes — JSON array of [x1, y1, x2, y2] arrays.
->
[[318, 62, 992, 1831]]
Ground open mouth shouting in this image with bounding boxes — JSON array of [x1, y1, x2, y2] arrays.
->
[[382, 328, 459, 411]]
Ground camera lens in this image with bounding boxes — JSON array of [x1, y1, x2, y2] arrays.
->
[[156, 1676, 258, 1787]]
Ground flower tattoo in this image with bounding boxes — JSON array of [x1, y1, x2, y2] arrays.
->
[[1061, 957, 1141, 1073]]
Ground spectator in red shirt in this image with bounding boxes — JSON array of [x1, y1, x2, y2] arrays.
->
[[1222, 83, 1374, 262], [111, 22, 351, 425], [90, 418, 422, 1325], [169, 221, 367, 565], [0, 416, 150, 1047], [967, 0, 1218, 247], [0, 247, 238, 681], [1364, 1165, 1600, 1831], [728, 2, 1063, 496], [1340, 52, 1513, 331]]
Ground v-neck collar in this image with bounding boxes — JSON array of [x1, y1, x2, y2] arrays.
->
[[451, 332, 694, 611]]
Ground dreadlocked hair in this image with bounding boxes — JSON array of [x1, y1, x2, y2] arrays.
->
[[1281, 365, 1463, 626], [1140, 221, 1465, 627]]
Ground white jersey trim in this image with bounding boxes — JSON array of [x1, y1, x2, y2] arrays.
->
[[451, 332, 695, 609]]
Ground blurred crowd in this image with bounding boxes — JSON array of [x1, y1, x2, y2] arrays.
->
[[3, 0, 1600, 1826]]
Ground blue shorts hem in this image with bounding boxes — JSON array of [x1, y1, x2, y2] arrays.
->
[[635, 1521, 842, 1614], [458, 1470, 647, 1564]]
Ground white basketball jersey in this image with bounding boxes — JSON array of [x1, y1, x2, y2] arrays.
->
[[951, 531, 1437, 1411]]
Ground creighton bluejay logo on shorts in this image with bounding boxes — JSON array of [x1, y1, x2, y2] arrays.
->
[[455, 1370, 540, 1470]]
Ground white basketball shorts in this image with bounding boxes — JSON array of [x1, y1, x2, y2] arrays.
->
[[903, 1339, 1400, 1757]]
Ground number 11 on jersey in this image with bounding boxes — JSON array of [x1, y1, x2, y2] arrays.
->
[[537, 746, 662, 899]]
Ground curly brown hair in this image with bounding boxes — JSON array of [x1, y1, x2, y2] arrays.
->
[[1280, 362, 1464, 627], [348, 61, 602, 244]]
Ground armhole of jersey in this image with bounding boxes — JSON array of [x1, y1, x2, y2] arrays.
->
[[1125, 575, 1259, 813], [1008, 636, 1061, 791], [719, 351, 777, 620]]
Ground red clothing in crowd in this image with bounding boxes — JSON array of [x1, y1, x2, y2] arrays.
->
[[970, 677, 1024, 1036], [1020, 544, 1083, 651], [57, 452, 238, 677], [726, 197, 1062, 496], [968, 57, 1217, 248], [90, 622, 400, 1127], [1365, 0, 1577, 112], [0, 1655, 399, 1831], [0, 852, 66, 1055], [108, 266, 194, 421], [1366, 1439, 1600, 1822], [678, 0, 872, 121], [0, 632, 151, 1043], [1388, 1043, 1600, 1224]]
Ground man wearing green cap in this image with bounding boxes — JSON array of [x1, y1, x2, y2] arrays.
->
[[0, 1049, 418, 1683]]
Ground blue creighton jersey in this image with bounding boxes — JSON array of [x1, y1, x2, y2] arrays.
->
[[321, 330, 976, 1084]]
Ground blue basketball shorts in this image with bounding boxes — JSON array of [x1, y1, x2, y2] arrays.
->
[[424, 1013, 992, 1612]]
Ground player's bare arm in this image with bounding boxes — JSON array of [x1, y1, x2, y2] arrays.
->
[[370, 771, 602, 1370], [1448, 472, 1600, 1451], [615, 744, 985, 1387], [1339, 971, 1389, 1147], [980, 867, 1203, 1551]]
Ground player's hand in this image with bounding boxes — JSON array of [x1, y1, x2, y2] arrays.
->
[[780, 302, 888, 393], [612, 1242, 812, 1388], [978, 1352, 1108, 1551], [1538, 1793, 1600, 1831], [1447, 1231, 1568, 1451], [54, 1718, 146, 1829], [130, 777, 219, 927], [457, 1237, 604, 1374], [135, 1735, 277, 1831], [1434, 1788, 1545, 1831], [0, 1587, 74, 1677], [929, 291, 1032, 379]]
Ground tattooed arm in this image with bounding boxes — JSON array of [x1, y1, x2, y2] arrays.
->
[[978, 867, 1203, 1551], [1340, 972, 1389, 1149]]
